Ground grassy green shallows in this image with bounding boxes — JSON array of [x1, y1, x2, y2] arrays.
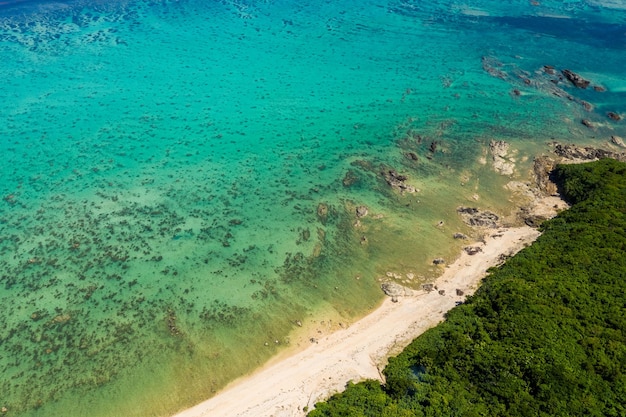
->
[[309, 158, 626, 417]]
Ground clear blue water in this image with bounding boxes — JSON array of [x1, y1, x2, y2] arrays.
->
[[0, 1, 625, 416]]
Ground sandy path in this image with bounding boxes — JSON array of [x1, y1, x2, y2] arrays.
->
[[173, 226, 540, 417]]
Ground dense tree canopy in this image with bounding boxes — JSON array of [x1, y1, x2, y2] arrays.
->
[[310, 159, 626, 417]]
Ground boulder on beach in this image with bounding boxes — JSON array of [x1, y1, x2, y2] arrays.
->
[[464, 246, 483, 255], [381, 282, 411, 298]]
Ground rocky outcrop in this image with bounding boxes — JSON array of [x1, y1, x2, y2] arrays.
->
[[381, 282, 412, 301], [534, 144, 626, 196], [381, 169, 417, 193], [464, 246, 483, 255], [457, 207, 500, 228], [518, 142, 626, 228], [523, 213, 549, 228], [553, 144, 626, 162], [562, 69, 590, 89], [533, 156, 559, 196], [490, 140, 509, 156], [490, 140, 515, 176]]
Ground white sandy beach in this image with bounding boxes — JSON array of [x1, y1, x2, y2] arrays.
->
[[173, 225, 541, 417]]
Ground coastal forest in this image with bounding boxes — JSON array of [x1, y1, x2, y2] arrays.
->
[[309, 159, 626, 417]]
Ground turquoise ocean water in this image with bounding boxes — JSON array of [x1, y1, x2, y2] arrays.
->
[[1, 0, 625, 416]]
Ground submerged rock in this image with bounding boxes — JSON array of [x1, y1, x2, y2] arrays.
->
[[432, 258, 445, 265], [482, 55, 508, 80], [608, 112, 622, 121], [489, 140, 515, 176], [611, 136, 626, 148], [542, 65, 557, 75], [317, 203, 329, 223], [490, 140, 510, 157], [166, 309, 181, 336], [342, 170, 359, 187], [581, 119, 594, 128], [405, 151, 419, 161], [356, 205, 369, 218]]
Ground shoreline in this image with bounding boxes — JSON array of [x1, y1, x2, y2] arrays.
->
[[172, 225, 541, 417]]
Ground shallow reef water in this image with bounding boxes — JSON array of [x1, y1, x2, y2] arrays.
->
[[0, 0, 625, 416]]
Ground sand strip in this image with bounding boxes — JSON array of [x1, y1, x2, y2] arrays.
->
[[173, 226, 540, 417]]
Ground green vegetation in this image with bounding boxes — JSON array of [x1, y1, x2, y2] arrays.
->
[[309, 159, 626, 417]]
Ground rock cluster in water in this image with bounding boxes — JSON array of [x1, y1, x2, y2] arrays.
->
[[489, 140, 515, 176], [483, 56, 623, 127], [456, 207, 500, 228], [381, 169, 417, 194]]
